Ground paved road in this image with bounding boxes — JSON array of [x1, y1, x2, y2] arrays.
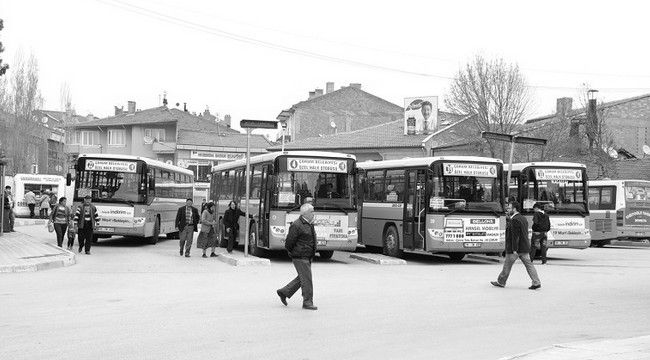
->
[[2, 225, 649, 360]]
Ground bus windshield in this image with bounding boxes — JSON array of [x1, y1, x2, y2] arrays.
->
[[274, 171, 355, 209], [430, 162, 503, 213], [522, 167, 587, 214], [75, 170, 146, 204]]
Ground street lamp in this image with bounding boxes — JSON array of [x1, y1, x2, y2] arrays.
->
[[280, 120, 287, 152]]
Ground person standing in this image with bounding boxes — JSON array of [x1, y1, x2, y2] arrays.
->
[[49, 193, 58, 214], [491, 200, 541, 290], [24, 189, 36, 218], [530, 202, 551, 264], [73, 195, 100, 255], [50, 197, 72, 248], [39, 192, 50, 219], [223, 201, 246, 253], [175, 198, 199, 257], [197, 202, 219, 258], [276, 203, 318, 310], [4, 186, 15, 232]]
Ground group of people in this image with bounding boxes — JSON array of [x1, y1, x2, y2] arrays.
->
[[47, 195, 100, 255], [23, 189, 59, 219]]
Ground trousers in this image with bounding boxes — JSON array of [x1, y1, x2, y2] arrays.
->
[[54, 223, 68, 247], [279, 258, 314, 305], [78, 226, 93, 253], [179, 226, 194, 255], [497, 253, 541, 286], [530, 232, 548, 262]]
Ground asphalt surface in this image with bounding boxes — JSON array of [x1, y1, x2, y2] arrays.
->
[[1, 225, 649, 360]]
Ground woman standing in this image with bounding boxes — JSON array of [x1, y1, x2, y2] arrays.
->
[[39, 192, 51, 219], [223, 201, 246, 254], [50, 197, 72, 248], [197, 202, 219, 258]]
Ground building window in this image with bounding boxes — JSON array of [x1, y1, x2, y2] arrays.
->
[[145, 128, 166, 142], [108, 129, 126, 146], [70, 131, 100, 146]]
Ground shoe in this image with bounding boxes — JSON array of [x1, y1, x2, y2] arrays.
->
[[302, 304, 318, 310], [491, 281, 505, 288], [227, 250, 232, 254], [529, 284, 541, 290], [180, 250, 183, 256], [78, 247, 83, 253], [210, 252, 217, 257], [542, 260, 547, 265], [85, 251, 91, 255], [185, 254, 190, 257], [202, 254, 207, 258], [276, 290, 288, 306]]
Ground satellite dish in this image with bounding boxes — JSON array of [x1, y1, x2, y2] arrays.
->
[[608, 148, 619, 159], [41, 116, 49, 124], [330, 121, 336, 128], [643, 145, 650, 155], [143, 136, 154, 144]]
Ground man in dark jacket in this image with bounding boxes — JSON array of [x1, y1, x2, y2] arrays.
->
[[73, 195, 100, 255], [175, 199, 200, 257], [491, 200, 541, 290], [530, 202, 551, 264], [276, 203, 318, 310]]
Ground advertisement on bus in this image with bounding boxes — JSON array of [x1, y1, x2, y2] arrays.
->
[[285, 213, 349, 244], [429, 217, 504, 243], [624, 182, 650, 226]]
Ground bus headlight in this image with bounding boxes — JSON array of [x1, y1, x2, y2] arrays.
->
[[271, 226, 287, 236], [347, 228, 357, 237], [133, 217, 146, 226]]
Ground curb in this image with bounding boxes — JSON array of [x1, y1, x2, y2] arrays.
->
[[217, 253, 270, 266], [350, 253, 407, 265], [467, 254, 502, 263], [14, 219, 49, 227], [0, 243, 76, 273]]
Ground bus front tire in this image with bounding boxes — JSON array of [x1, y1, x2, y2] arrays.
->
[[319, 250, 334, 260], [383, 226, 403, 258], [149, 218, 160, 245], [448, 252, 465, 262]]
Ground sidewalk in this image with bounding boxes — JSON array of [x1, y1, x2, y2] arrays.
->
[[0, 231, 76, 273], [501, 335, 650, 360]]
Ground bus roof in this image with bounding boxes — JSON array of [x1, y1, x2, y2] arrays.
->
[[211, 151, 356, 172], [78, 153, 194, 176], [505, 162, 586, 171], [357, 156, 503, 170], [589, 179, 650, 186]]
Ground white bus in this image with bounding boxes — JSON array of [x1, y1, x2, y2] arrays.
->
[[506, 162, 591, 251], [358, 156, 506, 261], [588, 179, 650, 247], [10, 173, 67, 217], [70, 154, 194, 244], [210, 151, 358, 258]]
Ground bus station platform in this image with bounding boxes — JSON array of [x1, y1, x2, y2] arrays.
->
[[216, 249, 271, 266], [501, 334, 650, 360], [0, 231, 76, 273]]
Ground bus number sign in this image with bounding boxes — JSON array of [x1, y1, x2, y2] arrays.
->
[[287, 158, 347, 173], [86, 160, 137, 173]]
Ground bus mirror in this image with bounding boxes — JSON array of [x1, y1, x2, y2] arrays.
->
[[66, 173, 72, 186], [148, 176, 155, 191]]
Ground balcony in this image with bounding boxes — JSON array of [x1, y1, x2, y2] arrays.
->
[[152, 142, 177, 154]]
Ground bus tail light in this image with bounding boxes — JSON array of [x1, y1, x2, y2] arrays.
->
[[616, 210, 624, 226], [271, 226, 286, 236]]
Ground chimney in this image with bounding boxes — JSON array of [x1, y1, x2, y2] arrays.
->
[[224, 114, 231, 127], [314, 88, 324, 97], [349, 83, 362, 89], [127, 101, 136, 114], [87, 113, 94, 122], [308, 91, 316, 100], [326, 82, 335, 94], [556, 97, 572, 118], [183, 102, 188, 112], [114, 106, 124, 116]]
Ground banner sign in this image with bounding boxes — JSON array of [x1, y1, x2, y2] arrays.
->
[[548, 217, 589, 239], [96, 206, 135, 227], [286, 158, 347, 173], [434, 217, 503, 242], [286, 213, 349, 241], [190, 150, 245, 161], [535, 168, 582, 181], [443, 163, 497, 178], [85, 160, 137, 173]]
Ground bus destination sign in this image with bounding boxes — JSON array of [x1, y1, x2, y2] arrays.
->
[[287, 158, 347, 173], [443, 163, 497, 178], [535, 168, 582, 181], [85, 160, 137, 173]]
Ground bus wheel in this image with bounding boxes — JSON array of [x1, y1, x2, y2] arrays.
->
[[319, 250, 334, 260], [448, 252, 465, 262], [248, 225, 262, 257], [383, 226, 403, 258], [149, 218, 160, 245]]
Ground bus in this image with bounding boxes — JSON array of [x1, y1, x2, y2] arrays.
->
[[193, 182, 210, 204], [210, 151, 358, 258], [357, 156, 506, 261], [10, 173, 68, 217], [69, 154, 194, 244], [506, 162, 591, 251], [588, 179, 650, 247]]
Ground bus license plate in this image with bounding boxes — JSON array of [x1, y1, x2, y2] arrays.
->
[[317, 240, 326, 246], [554, 241, 568, 246], [96, 227, 114, 233], [463, 242, 482, 248]]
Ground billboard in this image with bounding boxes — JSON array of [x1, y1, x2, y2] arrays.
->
[[404, 96, 438, 135]]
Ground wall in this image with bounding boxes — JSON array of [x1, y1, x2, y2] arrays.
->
[[604, 96, 650, 157]]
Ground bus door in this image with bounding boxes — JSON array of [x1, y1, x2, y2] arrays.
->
[[258, 165, 271, 247], [404, 169, 427, 251]]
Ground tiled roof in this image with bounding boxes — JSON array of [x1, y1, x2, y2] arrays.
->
[[178, 129, 272, 149], [526, 93, 650, 124], [611, 159, 650, 181], [268, 111, 469, 151], [289, 86, 402, 113]]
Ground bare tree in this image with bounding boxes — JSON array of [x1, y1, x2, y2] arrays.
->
[[445, 55, 531, 159], [0, 19, 8, 78], [59, 82, 73, 113]]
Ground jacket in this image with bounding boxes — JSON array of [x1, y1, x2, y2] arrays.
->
[[51, 204, 72, 224], [73, 203, 100, 229], [532, 211, 550, 232], [24, 191, 36, 205], [285, 216, 317, 259], [200, 209, 217, 233], [505, 213, 530, 254], [223, 207, 246, 230], [175, 206, 200, 232]]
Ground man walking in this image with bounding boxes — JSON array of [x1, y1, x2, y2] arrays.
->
[[24, 189, 36, 218], [491, 200, 541, 290], [4, 186, 15, 232], [175, 198, 199, 257], [73, 195, 100, 255], [276, 203, 318, 310]]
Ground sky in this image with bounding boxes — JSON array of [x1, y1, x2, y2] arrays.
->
[[2, 0, 650, 135]]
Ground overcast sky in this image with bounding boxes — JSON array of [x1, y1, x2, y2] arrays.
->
[[2, 0, 650, 133]]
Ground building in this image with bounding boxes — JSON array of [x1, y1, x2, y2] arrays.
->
[[65, 102, 272, 181], [276, 82, 404, 142]]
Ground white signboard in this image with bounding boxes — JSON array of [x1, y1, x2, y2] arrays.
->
[[440, 218, 503, 242], [548, 217, 587, 239], [190, 150, 245, 161], [95, 206, 135, 227], [443, 163, 497, 178], [286, 213, 349, 241], [535, 168, 582, 181], [287, 158, 347, 173], [85, 160, 137, 173]]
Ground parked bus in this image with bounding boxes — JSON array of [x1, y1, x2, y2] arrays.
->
[[69, 154, 194, 244], [357, 156, 506, 261], [10, 173, 67, 217], [588, 179, 650, 247], [210, 151, 358, 258], [506, 162, 590, 251]]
